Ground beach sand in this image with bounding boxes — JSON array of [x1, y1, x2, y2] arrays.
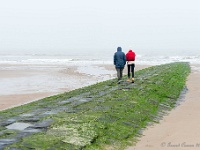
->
[[126, 64, 200, 150], [0, 63, 149, 111]]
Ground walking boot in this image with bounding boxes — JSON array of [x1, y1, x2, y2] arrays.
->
[[132, 78, 134, 83], [127, 78, 131, 82]]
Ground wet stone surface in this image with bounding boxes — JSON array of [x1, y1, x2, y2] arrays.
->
[[0, 119, 17, 127], [0, 139, 18, 149], [29, 119, 53, 129], [43, 110, 59, 115], [6, 122, 33, 131], [19, 117, 41, 122], [19, 113, 35, 117]]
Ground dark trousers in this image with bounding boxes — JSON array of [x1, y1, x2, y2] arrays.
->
[[127, 64, 135, 78]]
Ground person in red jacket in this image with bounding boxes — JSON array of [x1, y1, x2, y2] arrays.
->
[[125, 49, 136, 83]]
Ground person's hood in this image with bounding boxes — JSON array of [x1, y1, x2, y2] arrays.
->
[[128, 49, 133, 52], [117, 47, 122, 51]]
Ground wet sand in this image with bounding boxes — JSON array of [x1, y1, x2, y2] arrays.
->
[[0, 92, 54, 111], [126, 64, 200, 150], [0, 63, 149, 111]]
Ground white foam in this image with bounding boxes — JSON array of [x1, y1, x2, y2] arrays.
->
[[0, 54, 200, 65]]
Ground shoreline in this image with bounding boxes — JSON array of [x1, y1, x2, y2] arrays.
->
[[126, 63, 200, 150], [0, 63, 150, 111]]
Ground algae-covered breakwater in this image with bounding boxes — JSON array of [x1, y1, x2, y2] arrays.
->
[[0, 62, 190, 150]]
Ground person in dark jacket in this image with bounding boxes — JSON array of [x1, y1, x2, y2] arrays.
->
[[114, 47, 126, 83], [125, 49, 136, 83]]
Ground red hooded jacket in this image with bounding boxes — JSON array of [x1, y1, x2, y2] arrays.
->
[[126, 50, 136, 61]]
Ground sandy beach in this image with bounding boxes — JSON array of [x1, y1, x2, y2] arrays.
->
[[0, 63, 149, 111], [126, 64, 200, 150]]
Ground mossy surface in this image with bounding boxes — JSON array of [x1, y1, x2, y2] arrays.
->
[[0, 62, 190, 150]]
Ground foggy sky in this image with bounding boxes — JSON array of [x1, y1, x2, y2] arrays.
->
[[0, 0, 200, 54]]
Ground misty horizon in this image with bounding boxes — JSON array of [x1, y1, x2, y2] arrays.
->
[[0, 0, 200, 55]]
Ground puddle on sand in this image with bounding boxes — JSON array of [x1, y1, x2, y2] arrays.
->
[[6, 122, 33, 131]]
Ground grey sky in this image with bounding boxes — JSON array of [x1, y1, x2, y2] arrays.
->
[[0, 0, 200, 54]]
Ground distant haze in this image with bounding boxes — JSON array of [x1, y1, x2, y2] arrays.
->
[[0, 0, 200, 55]]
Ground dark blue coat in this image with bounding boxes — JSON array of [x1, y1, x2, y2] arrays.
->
[[114, 47, 126, 69]]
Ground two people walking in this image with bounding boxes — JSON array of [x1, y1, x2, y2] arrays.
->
[[114, 47, 136, 83]]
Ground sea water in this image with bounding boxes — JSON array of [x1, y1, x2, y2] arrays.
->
[[0, 48, 199, 65], [0, 49, 199, 96]]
